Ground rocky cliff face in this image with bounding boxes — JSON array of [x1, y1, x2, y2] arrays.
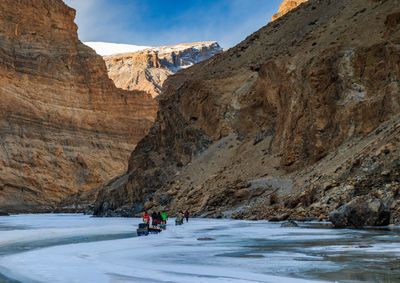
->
[[94, 0, 400, 221], [103, 42, 222, 97], [272, 0, 308, 20], [0, 0, 158, 212]]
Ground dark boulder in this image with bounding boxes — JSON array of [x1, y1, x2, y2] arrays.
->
[[0, 211, 10, 216], [329, 196, 390, 228]]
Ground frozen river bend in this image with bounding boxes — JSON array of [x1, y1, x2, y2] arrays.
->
[[0, 215, 400, 282]]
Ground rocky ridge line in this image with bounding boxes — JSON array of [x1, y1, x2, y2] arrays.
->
[[103, 42, 222, 97], [272, 0, 308, 20]]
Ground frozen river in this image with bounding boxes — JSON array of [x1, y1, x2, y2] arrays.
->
[[0, 214, 400, 283]]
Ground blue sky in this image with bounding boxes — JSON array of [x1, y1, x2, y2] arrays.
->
[[64, 0, 281, 48]]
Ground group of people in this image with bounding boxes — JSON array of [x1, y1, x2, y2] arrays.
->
[[142, 210, 168, 227], [142, 210, 190, 227]]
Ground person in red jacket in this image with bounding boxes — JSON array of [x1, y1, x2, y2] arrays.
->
[[143, 211, 150, 228], [184, 210, 190, 223]]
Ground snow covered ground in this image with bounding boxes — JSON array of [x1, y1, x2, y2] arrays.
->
[[85, 42, 151, 56], [0, 214, 400, 283]]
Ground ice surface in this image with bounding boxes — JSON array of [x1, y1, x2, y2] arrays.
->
[[1, 215, 400, 283], [0, 214, 135, 246]]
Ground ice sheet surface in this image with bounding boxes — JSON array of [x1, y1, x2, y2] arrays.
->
[[0, 214, 400, 283]]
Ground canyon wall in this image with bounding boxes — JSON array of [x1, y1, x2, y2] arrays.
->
[[103, 42, 222, 97], [272, 0, 308, 20], [0, 0, 158, 212], [94, 0, 400, 222]]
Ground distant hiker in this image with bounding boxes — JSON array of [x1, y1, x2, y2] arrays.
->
[[151, 211, 158, 226], [157, 212, 163, 225], [161, 211, 168, 224], [175, 211, 184, 225], [143, 211, 150, 227], [184, 210, 190, 222]]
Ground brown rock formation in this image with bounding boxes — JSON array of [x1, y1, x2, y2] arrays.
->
[[0, 0, 158, 212], [103, 42, 222, 97], [94, 0, 399, 221], [272, 0, 308, 20]]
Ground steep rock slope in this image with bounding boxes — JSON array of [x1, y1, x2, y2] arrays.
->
[[103, 42, 222, 97], [94, 0, 400, 221], [0, 0, 157, 212], [272, 0, 308, 20]]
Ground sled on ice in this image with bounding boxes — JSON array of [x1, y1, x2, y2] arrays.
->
[[136, 223, 163, 236]]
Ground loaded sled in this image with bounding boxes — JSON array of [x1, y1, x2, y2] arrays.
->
[[137, 223, 163, 236]]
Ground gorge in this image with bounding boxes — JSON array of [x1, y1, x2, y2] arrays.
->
[[93, 0, 400, 225], [0, 0, 223, 214], [1, 0, 400, 282], [0, 0, 399, 227]]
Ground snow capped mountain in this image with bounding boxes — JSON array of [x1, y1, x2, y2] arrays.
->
[[85, 41, 222, 64], [97, 41, 223, 97], [84, 42, 151, 56], [153, 41, 222, 71]]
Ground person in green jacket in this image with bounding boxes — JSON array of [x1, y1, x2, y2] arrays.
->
[[161, 211, 168, 224]]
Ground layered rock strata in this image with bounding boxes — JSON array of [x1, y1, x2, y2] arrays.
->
[[0, 0, 158, 212]]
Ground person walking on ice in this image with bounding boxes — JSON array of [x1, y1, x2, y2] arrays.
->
[[143, 211, 150, 228], [184, 210, 190, 223], [161, 210, 168, 224]]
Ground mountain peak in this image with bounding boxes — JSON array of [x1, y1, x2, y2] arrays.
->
[[272, 0, 308, 21], [102, 41, 223, 97]]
